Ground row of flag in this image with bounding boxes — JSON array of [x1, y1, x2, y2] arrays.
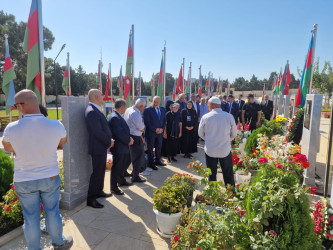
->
[[272, 61, 292, 96]]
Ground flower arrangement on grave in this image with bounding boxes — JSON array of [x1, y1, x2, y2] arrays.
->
[[275, 114, 288, 125], [153, 185, 187, 215], [287, 107, 304, 144], [313, 198, 333, 246], [164, 173, 196, 198]]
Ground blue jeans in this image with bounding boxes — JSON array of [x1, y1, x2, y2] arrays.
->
[[15, 175, 66, 250]]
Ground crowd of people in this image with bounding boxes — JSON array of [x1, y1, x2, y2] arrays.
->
[[1, 88, 275, 250]]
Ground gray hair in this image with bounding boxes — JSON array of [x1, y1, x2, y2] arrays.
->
[[173, 103, 180, 108], [135, 99, 146, 107], [114, 98, 127, 109]]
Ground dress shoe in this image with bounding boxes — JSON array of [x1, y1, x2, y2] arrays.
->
[[124, 171, 132, 177], [132, 176, 147, 183], [97, 192, 112, 198], [171, 157, 177, 162], [87, 200, 104, 208], [155, 162, 166, 166], [111, 188, 124, 195], [118, 181, 133, 187], [167, 156, 172, 163]]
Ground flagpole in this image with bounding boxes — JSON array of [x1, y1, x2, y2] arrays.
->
[[182, 58, 185, 93], [99, 60, 102, 92], [309, 24, 318, 94], [139, 71, 141, 96], [67, 52, 71, 96], [189, 62, 192, 96], [37, 0, 46, 107], [109, 63, 112, 100], [199, 65, 201, 97], [152, 73, 154, 96], [163, 41, 166, 104], [131, 24, 135, 104]]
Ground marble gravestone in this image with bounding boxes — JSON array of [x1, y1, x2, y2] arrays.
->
[[283, 95, 291, 118], [60, 96, 92, 210], [302, 94, 323, 187], [289, 96, 296, 119], [277, 94, 283, 116], [273, 95, 278, 118]]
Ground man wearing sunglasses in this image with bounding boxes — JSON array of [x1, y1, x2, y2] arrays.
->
[[2, 90, 73, 250]]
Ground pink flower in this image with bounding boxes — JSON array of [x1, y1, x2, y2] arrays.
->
[[275, 163, 282, 169], [269, 230, 278, 236], [6, 206, 11, 212], [237, 124, 242, 131], [258, 157, 268, 163], [11, 185, 15, 189], [40, 204, 44, 212]]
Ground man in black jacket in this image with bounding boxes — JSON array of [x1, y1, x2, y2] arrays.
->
[[238, 94, 245, 123], [227, 95, 240, 124], [108, 99, 134, 195], [85, 89, 113, 208], [261, 95, 274, 121]]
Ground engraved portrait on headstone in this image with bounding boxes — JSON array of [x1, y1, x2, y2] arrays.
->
[[304, 100, 312, 130], [289, 99, 295, 119]]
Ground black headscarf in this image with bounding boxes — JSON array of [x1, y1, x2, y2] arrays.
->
[[165, 100, 174, 113]]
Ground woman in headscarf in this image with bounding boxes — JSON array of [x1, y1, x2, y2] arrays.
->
[[161, 100, 175, 157], [164, 103, 182, 162], [180, 101, 198, 159]]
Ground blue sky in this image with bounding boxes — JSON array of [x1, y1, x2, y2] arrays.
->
[[2, 0, 333, 82]]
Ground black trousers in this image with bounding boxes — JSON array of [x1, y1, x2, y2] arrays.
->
[[205, 152, 235, 187], [147, 133, 163, 167], [87, 152, 107, 202], [264, 113, 271, 121], [129, 135, 146, 180], [111, 152, 131, 189]]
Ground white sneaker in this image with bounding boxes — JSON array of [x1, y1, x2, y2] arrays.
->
[[141, 170, 151, 176], [146, 167, 153, 172]]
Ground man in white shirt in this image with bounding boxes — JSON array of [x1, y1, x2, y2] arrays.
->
[[198, 96, 237, 186], [2, 90, 73, 250]]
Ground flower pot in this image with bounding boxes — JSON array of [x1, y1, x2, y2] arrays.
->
[[186, 194, 193, 208], [153, 209, 183, 236], [235, 171, 251, 185]]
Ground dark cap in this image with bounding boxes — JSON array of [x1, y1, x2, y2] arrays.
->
[[247, 94, 254, 98]]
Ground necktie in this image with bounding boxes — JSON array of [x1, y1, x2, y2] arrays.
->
[[157, 108, 161, 120], [229, 103, 232, 113]]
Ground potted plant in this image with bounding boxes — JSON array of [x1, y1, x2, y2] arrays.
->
[[153, 184, 187, 237], [164, 173, 196, 208], [232, 154, 252, 185]]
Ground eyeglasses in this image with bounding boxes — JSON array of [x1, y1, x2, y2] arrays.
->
[[14, 103, 24, 108]]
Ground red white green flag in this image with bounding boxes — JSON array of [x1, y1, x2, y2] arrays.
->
[[151, 74, 155, 96], [176, 66, 183, 94], [124, 30, 133, 105], [2, 35, 16, 113], [104, 64, 112, 101], [185, 71, 190, 95], [62, 53, 71, 96], [23, 0, 43, 103], [157, 55, 163, 98]]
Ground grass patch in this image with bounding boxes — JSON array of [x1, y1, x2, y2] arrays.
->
[[0, 109, 62, 120]]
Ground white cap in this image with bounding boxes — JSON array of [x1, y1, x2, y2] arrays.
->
[[208, 96, 221, 105]]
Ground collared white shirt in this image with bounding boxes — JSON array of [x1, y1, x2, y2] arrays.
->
[[3, 114, 67, 182], [198, 108, 237, 158], [124, 106, 145, 136], [89, 102, 102, 112], [192, 100, 198, 113]]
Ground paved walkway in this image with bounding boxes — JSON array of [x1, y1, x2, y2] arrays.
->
[[1, 143, 207, 250]]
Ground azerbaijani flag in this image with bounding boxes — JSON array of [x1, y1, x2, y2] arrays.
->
[[282, 63, 292, 95], [176, 66, 183, 94], [104, 65, 111, 101], [124, 31, 133, 105], [198, 74, 202, 98], [172, 78, 176, 101], [185, 71, 190, 95], [23, 0, 42, 103], [205, 75, 210, 96], [151, 74, 155, 96], [137, 76, 141, 96], [2, 35, 16, 114], [62, 54, 71, 96], [295, 35, 314, 107], [157, 56, 163, 98], [118, 66, 123, 98]]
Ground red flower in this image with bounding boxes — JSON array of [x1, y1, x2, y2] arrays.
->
[[275, 163, 282, 169], [310, 187, 317, 194], [258, 157, 268, 163], [197, 249, 201, 250], [232, 155, 240, 165], [16, 197, 19, 200], [6, 206, 11, 212], [190, 226, 193, 230], [268, 230, 278, 236], [236, 184, 240, 188], [328, 233, 333, 238], [40, 204, 44, 212], [301, 161, 310, 169], [174, 235, 179, 242], [295, 154, 307, 162], [11, 185, 15, 189]]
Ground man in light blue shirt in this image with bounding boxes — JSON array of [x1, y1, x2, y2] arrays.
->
[[198, 96, 237, 186], [199, 98, 208, 122], [124, 99, 149, 182]]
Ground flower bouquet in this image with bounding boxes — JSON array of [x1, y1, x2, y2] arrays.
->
[[313, 198, 333, 249]]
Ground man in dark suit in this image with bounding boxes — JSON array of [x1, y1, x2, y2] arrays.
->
[[221, 95, 229, 112], [261, 95, 274, 121], [175, 93, 186, 113], [108, 99, 134, 195], [190, 94, 200, 141], [85, 89, 113, 208], [143, 96, 166, 170], [227, 95, 240, 124], [238, 94, 245, 123]]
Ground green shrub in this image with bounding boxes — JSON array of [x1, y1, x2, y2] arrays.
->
[[0, 150, 14, 201]]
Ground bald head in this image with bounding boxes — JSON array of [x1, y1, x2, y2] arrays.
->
[[153, 96, 161, 108], [88, 89, 103, 106], [14, 89, 40, 115]]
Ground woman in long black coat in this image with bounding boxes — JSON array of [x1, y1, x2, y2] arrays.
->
[[180, 101, 198, 159], [161, 100, 174, 157], [164, 103, 182, 162]]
